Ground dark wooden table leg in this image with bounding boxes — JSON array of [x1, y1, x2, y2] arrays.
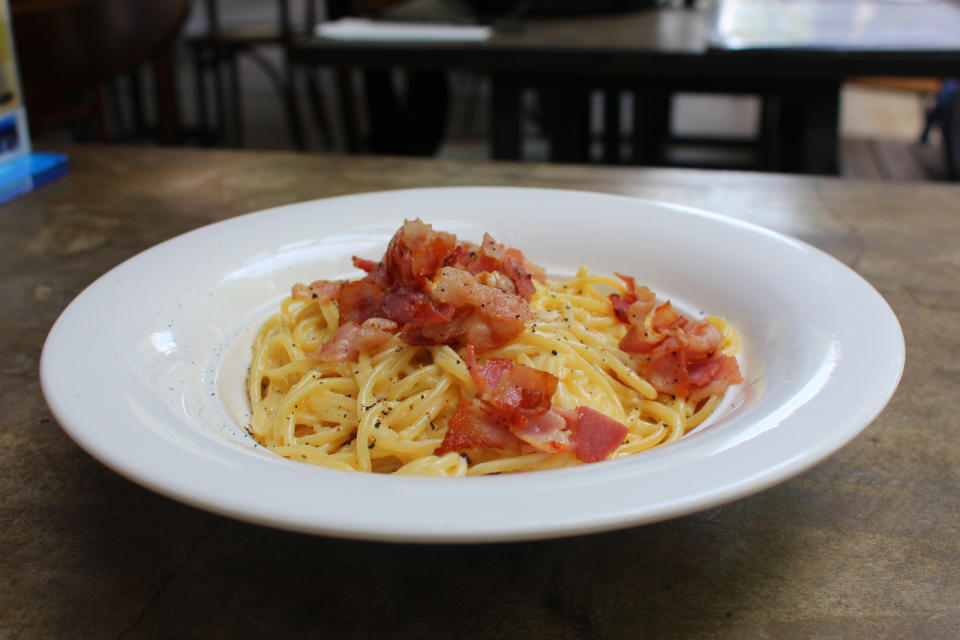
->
[[491, 74, 523, 160], [631, 89, 671, 166], [541, 79, 591, 163], [802, 81, 841, 174], [603, 86, 621, 164], [335, 68, 363, 153], [227, 53, 244, 146], [304, 68, 334, 150], [758, 93, 781, 171], [777, 81, 841, 175], [153, 48, 180, 145]]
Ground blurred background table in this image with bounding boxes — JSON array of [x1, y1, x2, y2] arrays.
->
[[2, 144, 958, 638], [292, 2, 960, 173]]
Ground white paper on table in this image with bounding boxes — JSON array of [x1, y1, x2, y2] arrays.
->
[[710, 0, 960, 50], [315, 17, 491, 42]]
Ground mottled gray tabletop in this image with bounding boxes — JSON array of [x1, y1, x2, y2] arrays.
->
[[3, 145, 956, 638]]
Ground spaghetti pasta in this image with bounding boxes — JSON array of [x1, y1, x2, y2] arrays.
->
[[247, 220, 742, 476]]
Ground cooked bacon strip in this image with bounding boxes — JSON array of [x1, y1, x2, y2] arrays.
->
[[435, 398, 523, 454], [384, 219, 457, 287], [569, 407, 628, 463], [507, 246, 547, 284], [609, 273, 655, 323], [479, 233, 536, 299], [651, 301, 682, 333], [352, 256, 379, 273], [676, 320, 725, 359], [376, 286, 430, 325], [687, 355, 726, 388], [446, 233, 542, 300], [484, 364, 559, 419], [463, 343, 513, 395], [309, 318, 397, 363], [619, 322, 661, 354], [510, 408, 570, 453], [410, 299, 457, 327], [608, 272, 637, 322], [337, 281, 385, 324], [612, 272, 739, 402], [440, 347, 629, 463], [305, 221, 540, 353], [464, 342, 559, 420], [635, 336, 689, 397], [432, 267, 532, 352], [448, 344, 571, 455], [292, 279, 342, 302], [629, 319, 741, 401], [609, 294, 632, 323], [616, 272, 637, 294], [688, 356, 743, 404]]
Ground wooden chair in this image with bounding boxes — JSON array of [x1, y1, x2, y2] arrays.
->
[[11, 0, 189, 143], [187, 0, 336, 149]]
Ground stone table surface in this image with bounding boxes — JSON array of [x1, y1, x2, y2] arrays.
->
[[2, 145, 957, 639]]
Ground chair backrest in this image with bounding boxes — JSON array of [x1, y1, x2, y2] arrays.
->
[[197, 0, 330, 43], [12, 0, 188, 102]]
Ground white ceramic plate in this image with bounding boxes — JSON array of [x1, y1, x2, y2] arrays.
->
[[40, 187, 904, 543]]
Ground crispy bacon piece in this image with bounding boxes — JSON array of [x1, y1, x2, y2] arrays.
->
[[432, 267, 532, 352], [292, 279, 342, 302], [383, 219, 457, 287], [632, 331, 742, 401], [609, 273, 655, 323], [484, 364, 559, 419], [651, 301, 681, 333], [687, 355, 726, 388], [352, 256, 379, 273], [309, 318, 397, 363], [636, 336, 689, 397], [569, 407, 629, 463], [511, 408, 570, 453], [438, 347, 628, 463], [435, 398, 523, 454], [372, 285, 458, 343], [463, 343, 513, 395], [464, 342, 559, 422], [337, 281, 385, 325], [478, 233, 536, 299], [376, 286, 431, 325], [688, 356, 743, 404], [677, 320, 725, 359], [619, 322, 660, 354], [300, 220, 539, 353], [438, 346, 569, 457], [609, 294, 632, 324], [613, 273, 741, 402], [508, 246, 547, 284], [446, 233, 543, 300], [352, 256, 390, 288]]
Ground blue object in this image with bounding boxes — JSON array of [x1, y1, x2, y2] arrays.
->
[[0, 151, 68, 205], [0, 114, 20, 154]]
